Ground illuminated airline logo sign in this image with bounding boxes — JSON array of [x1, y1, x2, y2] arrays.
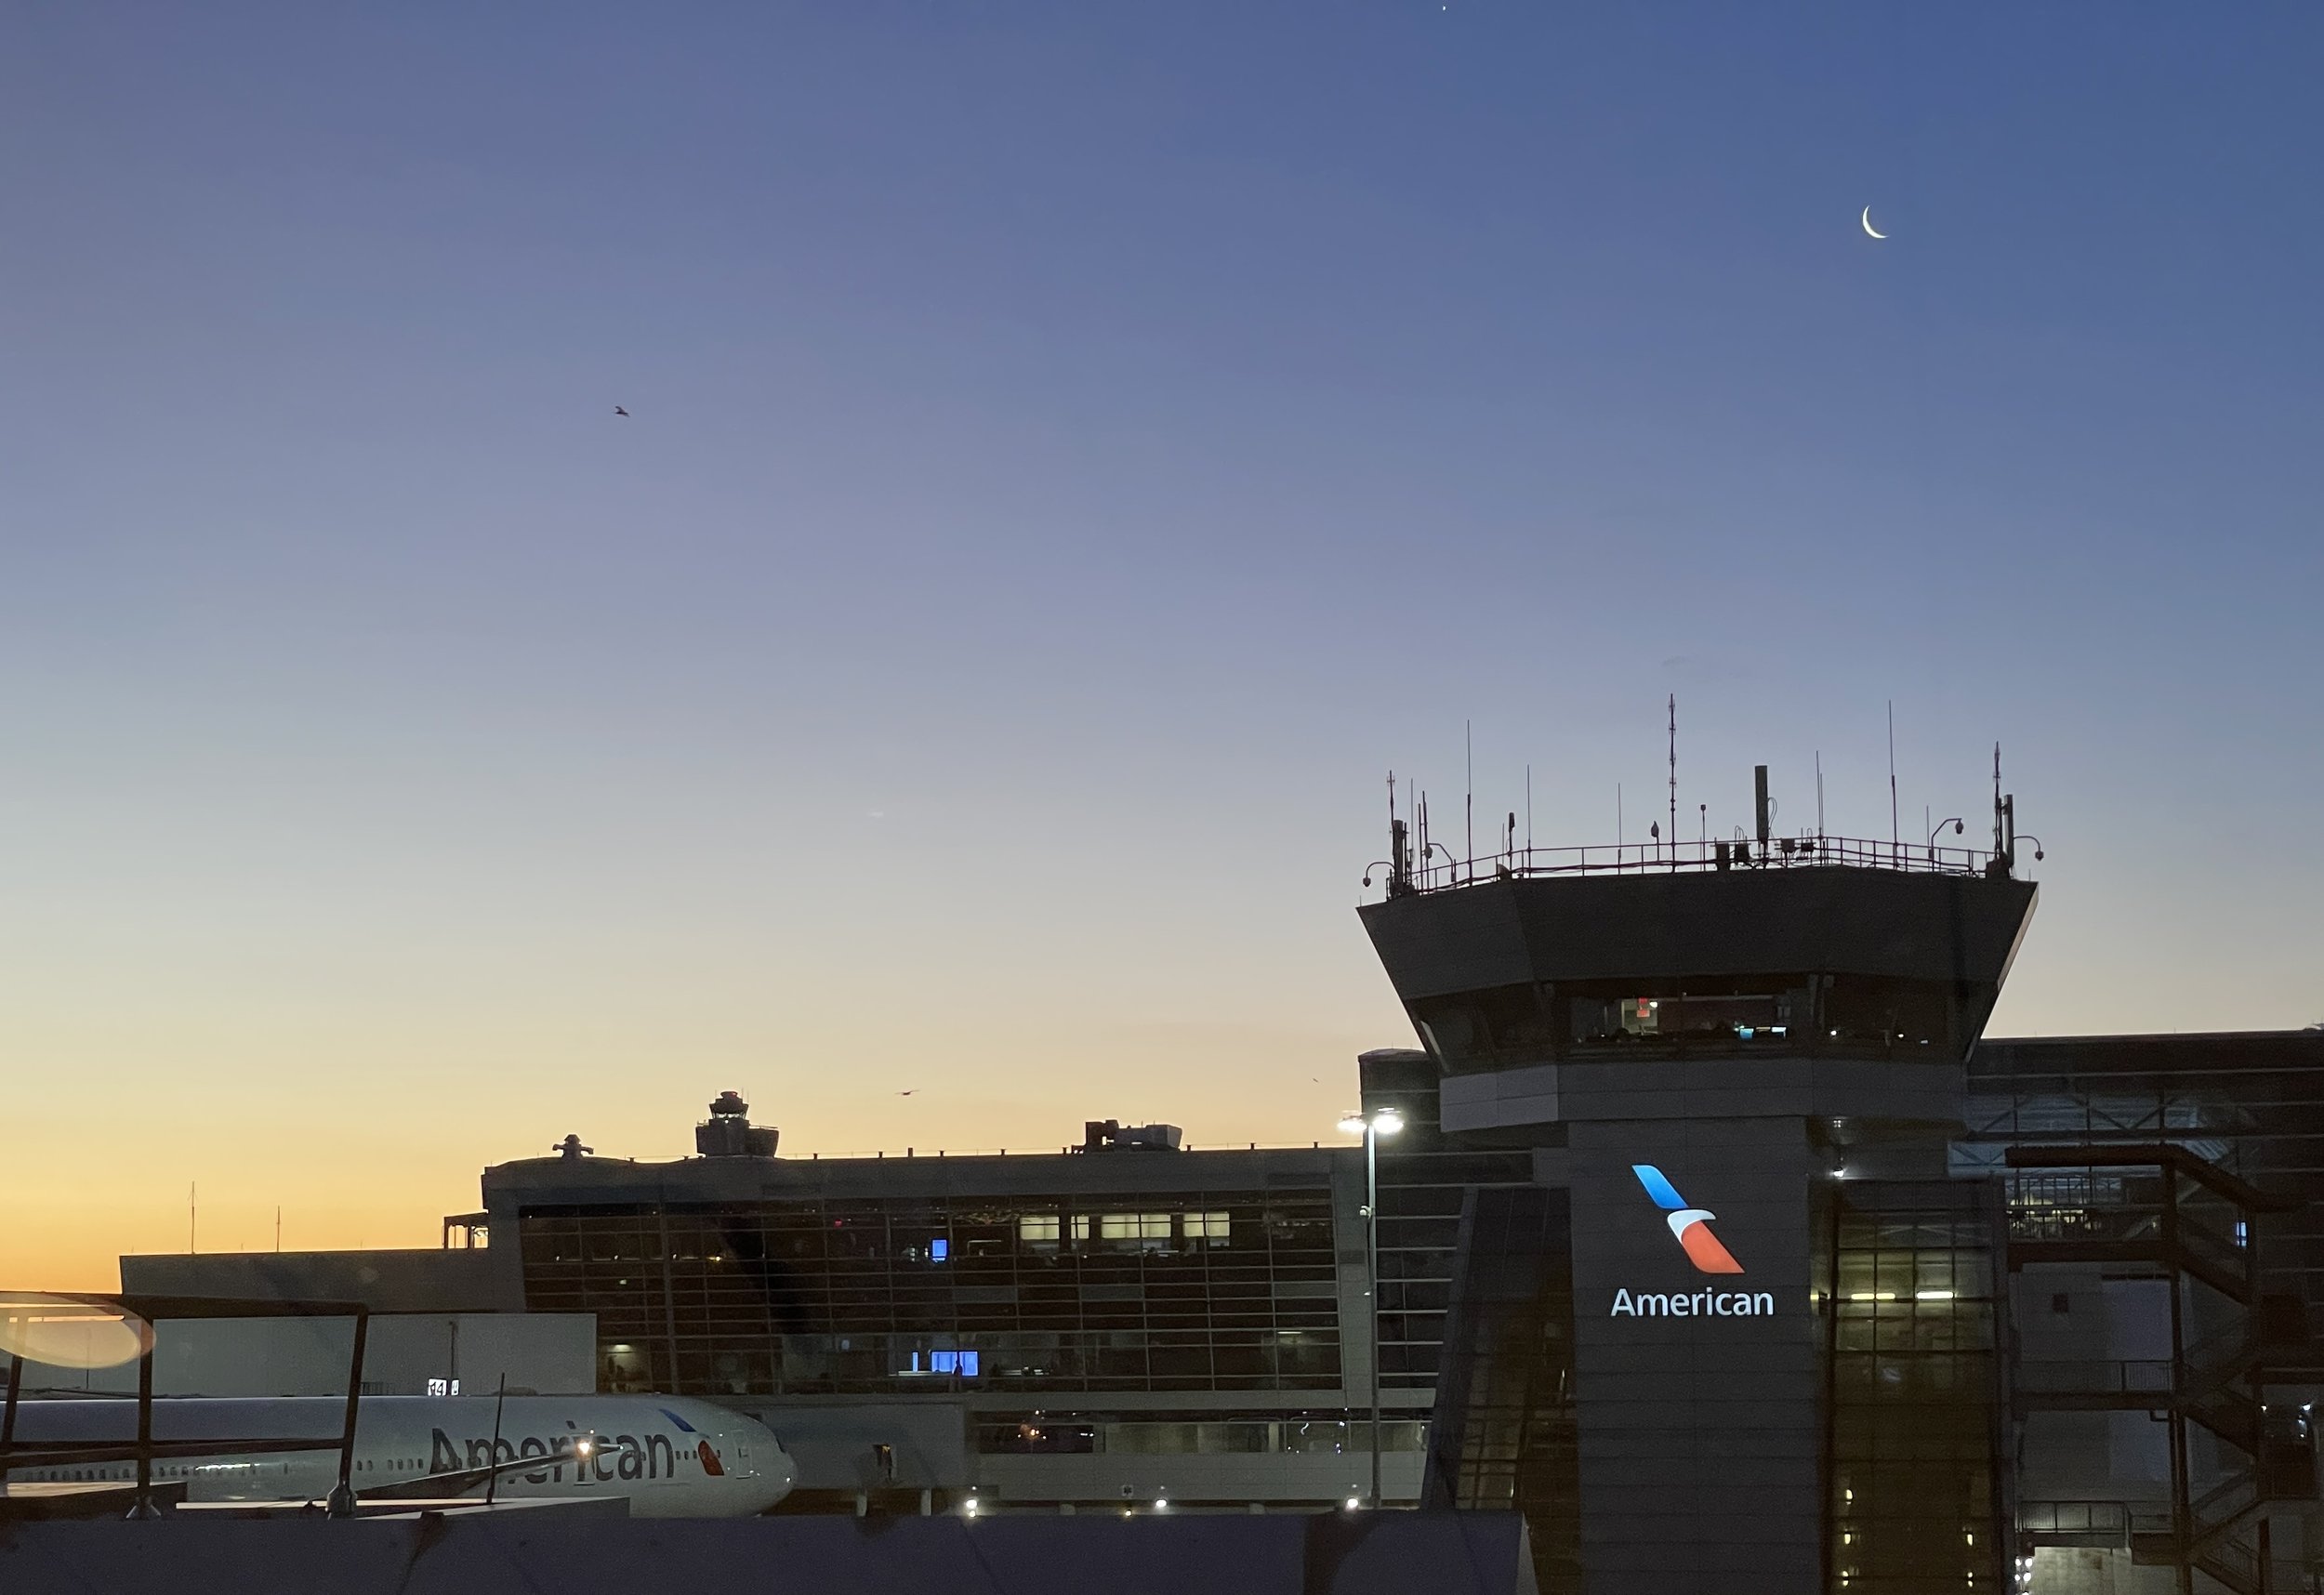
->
[[1631, 1164, 1744, 1273], [1611, 1164, 1775, 1318]]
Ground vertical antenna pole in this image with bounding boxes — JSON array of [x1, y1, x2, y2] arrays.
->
[[276, 1206, 283, 1253], [1525, 764, 1533, 855], [1992, 744, 2004, 857], [1886, 701, 1899, 864], [1465, 720, 1474, 876], [1816, 752, 1826, 841], [189, 1183, 196, 1254], [1667, 694, 1678, 872], [1618, 783, 1623, 858]]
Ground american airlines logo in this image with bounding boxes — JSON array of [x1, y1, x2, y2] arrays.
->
[[430, 1428, 681, 1483], [1610, 1164, 1775, 1319], [1631, 1164, 1743, 1273]]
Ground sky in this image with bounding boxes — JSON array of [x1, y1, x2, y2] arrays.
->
[[3, 6, 2319, 1290]]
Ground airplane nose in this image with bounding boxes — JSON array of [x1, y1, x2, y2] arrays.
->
[[748, 1449, 796, 1513]]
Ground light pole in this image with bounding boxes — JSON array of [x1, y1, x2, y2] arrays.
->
[[1926, 815, 1963, 866], [1339, 1104, 1405, 1509]]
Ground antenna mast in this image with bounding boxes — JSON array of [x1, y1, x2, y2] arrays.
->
[[1667, 694, 1678, 871], [1886, 701, 1899, 863], [1465, 720, 1474, 872], [1991, 743, 2004, 857]]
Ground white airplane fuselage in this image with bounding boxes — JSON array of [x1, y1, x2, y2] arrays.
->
[[4, 1394, 794, 1517]]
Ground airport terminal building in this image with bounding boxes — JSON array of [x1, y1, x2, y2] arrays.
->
[[117, 787, 2324, 1595]]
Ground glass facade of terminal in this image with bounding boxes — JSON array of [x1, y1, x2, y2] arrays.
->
[[1962, 1031, 2324, 1341], [1825, 1181, 2009, 1595], [516, 1187, 1344, 1397], [1361, 1048, 1536, 1392]]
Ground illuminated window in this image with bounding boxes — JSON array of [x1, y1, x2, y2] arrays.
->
[[1019, 1215, 1061, 1246], [1070, 1214, 1091, 1244], [1187, 1211, 1232, 1241], [1089, 1211, 1168, 1252], [1100, 1213, 1173, 1242]]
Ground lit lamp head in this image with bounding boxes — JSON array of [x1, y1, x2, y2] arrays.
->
[[1337, 1109, 1405, 1138]]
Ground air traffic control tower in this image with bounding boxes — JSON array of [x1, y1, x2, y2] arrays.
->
[[1357, 770, 2039, 1594]]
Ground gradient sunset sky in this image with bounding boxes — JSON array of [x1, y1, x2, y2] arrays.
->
[[5, 7, 2319, 1290]]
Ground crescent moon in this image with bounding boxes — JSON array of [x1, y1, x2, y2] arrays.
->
[[1861, 206, 1887, 240]]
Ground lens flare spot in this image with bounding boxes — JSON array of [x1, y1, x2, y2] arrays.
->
[[0, 1292, 155, 1370]]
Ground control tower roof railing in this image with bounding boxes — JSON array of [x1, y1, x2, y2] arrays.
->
[[1387, 834, 2005, 898]]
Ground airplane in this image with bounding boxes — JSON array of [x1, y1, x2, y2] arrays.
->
[[2, 1393, 795, 1517]]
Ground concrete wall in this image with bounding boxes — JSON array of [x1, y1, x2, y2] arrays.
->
[[31, 1313, 596, 1398], [1565, 1115, 1823, 1595], [2026, 1547, 2183, 1595], [120, 1248, 522, 1313], [2014, 1267, 2173, 1508], [1442, 1057, 1964, 1138]]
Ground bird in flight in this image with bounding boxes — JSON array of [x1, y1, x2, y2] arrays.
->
[[897, 1089, 917, 1097], [614, 405, 629, 416]]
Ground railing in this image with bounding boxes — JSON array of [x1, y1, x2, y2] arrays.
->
[[2191, 1470, 2260, 1531], [2004, 1180, 2253, 1294], [2008, 1206, 2163, 1246], [2196, 1538, 2260, 1595], [1386, 833, 2004, 895], [2017, 1359, 2174, 1396], [799, 1141, 1347, 1161], [2183, 1317, 2260, 1384], [2017, 1499, 2131, 1541]]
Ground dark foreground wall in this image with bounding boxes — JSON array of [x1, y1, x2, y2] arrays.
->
[[0, 1511, 1535, 1595]]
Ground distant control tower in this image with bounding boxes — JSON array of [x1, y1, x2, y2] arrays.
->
[[1358, 762, 2037, 1594]]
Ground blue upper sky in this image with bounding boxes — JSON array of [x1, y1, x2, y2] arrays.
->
[[2, 5, 2319, 1269]]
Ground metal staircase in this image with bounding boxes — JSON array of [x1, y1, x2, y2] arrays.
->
[[2006, 1145, 2303, 1595]]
